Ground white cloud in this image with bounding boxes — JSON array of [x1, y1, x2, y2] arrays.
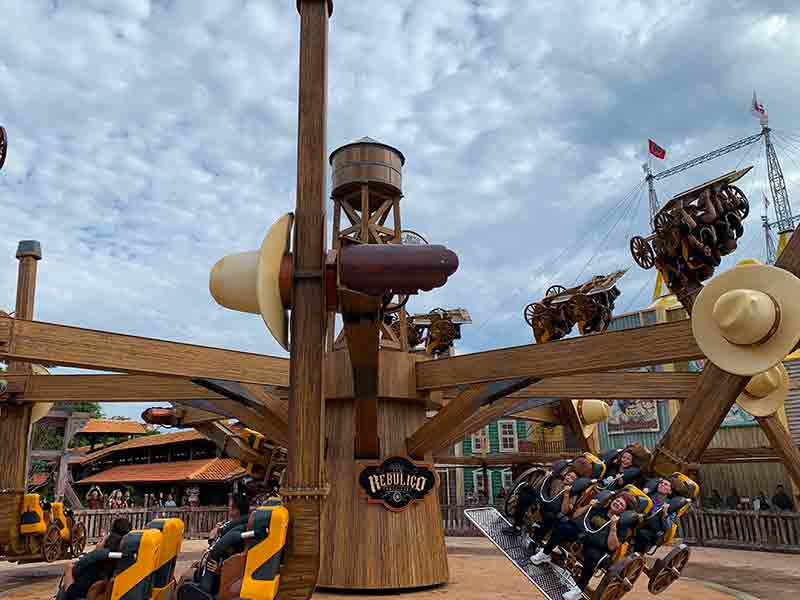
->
[[1, 1, 799, 419]]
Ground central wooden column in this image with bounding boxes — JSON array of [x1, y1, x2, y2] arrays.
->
[[318, 349, 449, 589]]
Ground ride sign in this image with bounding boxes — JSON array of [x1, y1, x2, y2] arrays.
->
[[357, 456, 437, 512]]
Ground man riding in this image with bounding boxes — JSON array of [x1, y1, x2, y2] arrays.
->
[[634, 478, 675, 554], [531, 492, 637, 600]]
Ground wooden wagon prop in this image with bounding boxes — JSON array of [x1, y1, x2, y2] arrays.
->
[[630, 167, 752, 307], [524, 270, 626, 343], [389, 307, 472, 356], [0, 492, 86, 564]]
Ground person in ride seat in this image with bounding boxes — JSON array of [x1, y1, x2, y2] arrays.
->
[[531, 493, 636, 600], [502, 458, 592, 537], [56, 518, 132, 600], [601, 447, 644, 490], [633, 478, 675, 554], [209, 494, 251, 546]]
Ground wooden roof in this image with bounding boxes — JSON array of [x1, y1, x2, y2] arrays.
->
[[79, 430, 208, 465], [76, 458, 244, 484], [79, 419, 149, 436]]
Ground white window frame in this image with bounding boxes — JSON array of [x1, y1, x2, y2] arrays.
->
[[472, 471, 491, 501], [498, 419, 519, 453], [471, 427, 489, 453], [501, 469, 514, 491]]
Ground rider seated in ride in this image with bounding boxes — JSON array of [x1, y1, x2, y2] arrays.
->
[[600, 446, 646, 490], [501, 457, 593, 538], [633, 478, 675, 554], [531, 492, 638, 600], [57, 518, 132, 600]]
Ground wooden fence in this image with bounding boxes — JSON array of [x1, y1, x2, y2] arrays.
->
[[75, 506, 229, 542], [679, 509, 800, 553], [441, 504, 800, 551]]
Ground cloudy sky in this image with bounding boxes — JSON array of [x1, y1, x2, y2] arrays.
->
[[2, 1, 800, 419]]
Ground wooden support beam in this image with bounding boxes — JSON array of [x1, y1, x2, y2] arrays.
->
[[1, 241, 41, 497], [343, 317, 381, 458], [433, 447, 787, 467], [756, 414, 800, 491], [12, 374, 225, 403], [441, 371, 701, 401], [280, 2, 331, 598], [416, 320, 703, 390], [0, 316, 289, 386], [406, 378, 535, 458]]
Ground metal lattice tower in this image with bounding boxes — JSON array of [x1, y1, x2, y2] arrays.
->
[[763, 127, 794, 234], [763, 214, 778, 264], [642, 163, 659, 228]]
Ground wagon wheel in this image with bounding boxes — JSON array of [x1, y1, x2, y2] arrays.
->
[[546, 284, 566, 297], [0, 125, 7, 170], [524, 302, 545, 327], [69, 520, 87, 557], [504, 467, 546, 519], [630, 236, 655, 269], [648, 545, 691, 595], [382, 293, 409, 314], [654, 211, 673, 235], [617, 554, 645, 589], [723, 185, 749, 219], [593, 575, 629, 600], [725, 212, 744, 239], [42, 523, 63, 562]]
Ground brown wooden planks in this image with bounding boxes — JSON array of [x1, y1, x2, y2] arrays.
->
[[20, 374, 224, 402], [0, 316, 289, 385], [756, 414, 800, 491], [416, 320, 703, 390]]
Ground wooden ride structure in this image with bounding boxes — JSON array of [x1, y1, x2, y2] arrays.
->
[[524, 270, 626, 343], [629, 167, 752, 311], [0, 4, 800, 600]]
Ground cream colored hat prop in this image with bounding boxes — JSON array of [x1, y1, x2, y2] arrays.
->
[[210, 213, 294, 351], [735, 363, 789, 417], [692, 263, 800, 376], [573, 399, 610, 438]]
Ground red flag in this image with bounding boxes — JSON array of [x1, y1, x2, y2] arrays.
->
[[648, 139, 666, 160]]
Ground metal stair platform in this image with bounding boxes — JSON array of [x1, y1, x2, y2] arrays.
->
[[464, 506, 574, 600]]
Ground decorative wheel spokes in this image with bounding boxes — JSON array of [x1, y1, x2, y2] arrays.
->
[[524, 302, 546, 327], [654, 211, 672, 235], [648, 545, 690, 595], [724, 185, 749, 219], [71, 521, 87, 556], [620, 555, 645, 587], [596, 577, 629, 600], [546, 284, 566, 297], [42, 524, 62, 562], [630, 236, 655, 269]]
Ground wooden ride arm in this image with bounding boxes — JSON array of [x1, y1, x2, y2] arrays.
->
[[0, 316, 289, 386], [652, 224, 800, 478], [415, 320, 703, 390]]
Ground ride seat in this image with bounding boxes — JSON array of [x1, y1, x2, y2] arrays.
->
[[105, 529, 163, 600], [146, 518, 185, 600], [51, 501, 71, 541], [20, 493, 47, 536], [240, 502, 290, 600]]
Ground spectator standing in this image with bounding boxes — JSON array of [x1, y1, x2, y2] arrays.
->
[[725, 489, 740, 510], [773, 485, 796, 512]]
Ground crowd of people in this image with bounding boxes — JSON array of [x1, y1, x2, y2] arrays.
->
[[704, 485, 797, 512], [84, 486, 196, 509]]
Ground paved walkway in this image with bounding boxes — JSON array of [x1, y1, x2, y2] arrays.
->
[[1, 538, 792, 600]]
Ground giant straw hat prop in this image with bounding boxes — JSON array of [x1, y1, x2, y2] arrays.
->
[[692, 262, 800, 376], [572, 399, 610, 438], [735, 362, 790, 417]]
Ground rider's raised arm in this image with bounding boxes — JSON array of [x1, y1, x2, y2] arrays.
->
[[607, 516, 621, 552]]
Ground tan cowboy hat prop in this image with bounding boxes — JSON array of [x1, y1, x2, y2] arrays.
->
[[572, 399, 610, 438], [692, 262, 800, 376], [735, 362, 790, 417]]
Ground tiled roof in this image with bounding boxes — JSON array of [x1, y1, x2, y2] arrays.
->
[[76, 458, 244, 485], [80, 419, 149, 435], [80, 430, 208, 465]]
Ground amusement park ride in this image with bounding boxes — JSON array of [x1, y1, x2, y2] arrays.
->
[[0, 3, 799, 600]]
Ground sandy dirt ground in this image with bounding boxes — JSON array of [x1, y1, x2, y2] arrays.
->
[[0, 538, 790, 600]]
